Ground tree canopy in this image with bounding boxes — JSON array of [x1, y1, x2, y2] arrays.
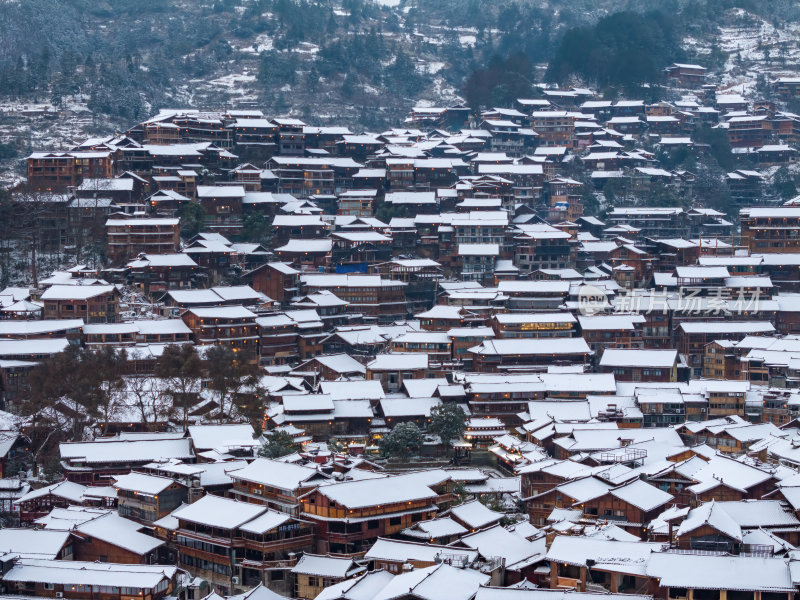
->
[[463, 53, 534, 109], [428, 403, 468, 454], [379, 421, 424, 460], [545, 11, 682, 87], [204, 345, 262, 422], [259, 430, 300, 458], [155, 344, 204, 429]]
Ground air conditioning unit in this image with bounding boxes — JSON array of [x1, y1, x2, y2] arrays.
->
[[231, 577, 239, 585], [56, 593, 64, 598]]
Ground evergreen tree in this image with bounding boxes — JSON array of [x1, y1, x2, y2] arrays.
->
[[259, 430, 300, 458], [178, 202, 206, 240], [379, 422, 424, 460], [428, 403, 467, 455]]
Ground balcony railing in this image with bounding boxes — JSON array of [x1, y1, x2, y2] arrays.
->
[[238, 557, 299, 570]]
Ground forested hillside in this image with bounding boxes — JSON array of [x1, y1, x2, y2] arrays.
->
[[0, 0, 799, 131]]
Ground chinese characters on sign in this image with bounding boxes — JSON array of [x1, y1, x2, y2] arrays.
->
[[579, 286, 761, 316]]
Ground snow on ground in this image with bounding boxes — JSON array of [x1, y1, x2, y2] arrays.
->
[[413, 99, 437, 108], [682, 36, 711, 55], [418, 61, 445, 74], [231, 33, 274, 54], [0, 96, 127, 187], [683, 8, 800, 99], [421, 76, 464, 106], [296, 42, 320, 55], [459, 35, 476, 47], [718, 10, 779, 60], [205, 72, 257, 91]]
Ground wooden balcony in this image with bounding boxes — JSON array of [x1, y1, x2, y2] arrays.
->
[[556, 576, 581, 590], [243, 534, 314, 553], [238, 557, 299, 571]]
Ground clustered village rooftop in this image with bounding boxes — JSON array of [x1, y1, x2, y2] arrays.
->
[[4, 74, 800, 600]]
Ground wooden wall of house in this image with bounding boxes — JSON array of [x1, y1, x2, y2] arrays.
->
[[74, 535, 155, 564]]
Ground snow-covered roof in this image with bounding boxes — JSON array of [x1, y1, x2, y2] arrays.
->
[[290, 553, 360, 578], [314, 472, 439, 509], [113, 472, 179, 495], [59, 438, 194, 465], [679, 321, 775, 334], [40, 284, 115, 301], [0, 529, 71, 559], [2, 559, 177, 588], [15, 480, 86, 505], [0, 319, 83, 336], [306, 353, 365, 375], [402, 517, 468, 540], [469, 337, 591, 357], [320, 379, 384, 401], [547, 536, 665, 574], [676, 500, 742, 541], [230, 458, 321, 491], [187, 306, 257, 320], [368, 353, 428, 370], [188, 423, 256, 452], [75, 512, 164, 555], [376, 564, 489, 600], [600, 349, 677, 368], [448, 500, 503, 530], [364, 538, 478, 564], [460, 524, 546, 570], [646, 552, 794, 592], [133, 319, 192, 336], [716, 500, 800, 528], [173, 494, 266, 529], [237, 509, 293, 534], [609, 479, 672, 512], [380, 397, 441, 418]]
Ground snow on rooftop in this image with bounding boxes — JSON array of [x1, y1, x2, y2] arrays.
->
[[59, 438, 194, 464], [315, 473, 439, 509], [0, 529, 72, 559], [2, 559, 177, 588], [230, 457, 321, 490], [290, 553, 359, 578], [113, 472, 178, 495], [364, 538, 478, 564], [448, 499, 504, 529], [460, 524, 546, 569], [368, 353, 428, 370], [547, 536, 665, 574], [187, 423, 256, 451], [76, 512, 164, 555], [173, 494, 266, 529], [187, 305, 257, 320], [600, 349, 677, 368], [237, 508, 293, 534], [646, 552, 794, 592]]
